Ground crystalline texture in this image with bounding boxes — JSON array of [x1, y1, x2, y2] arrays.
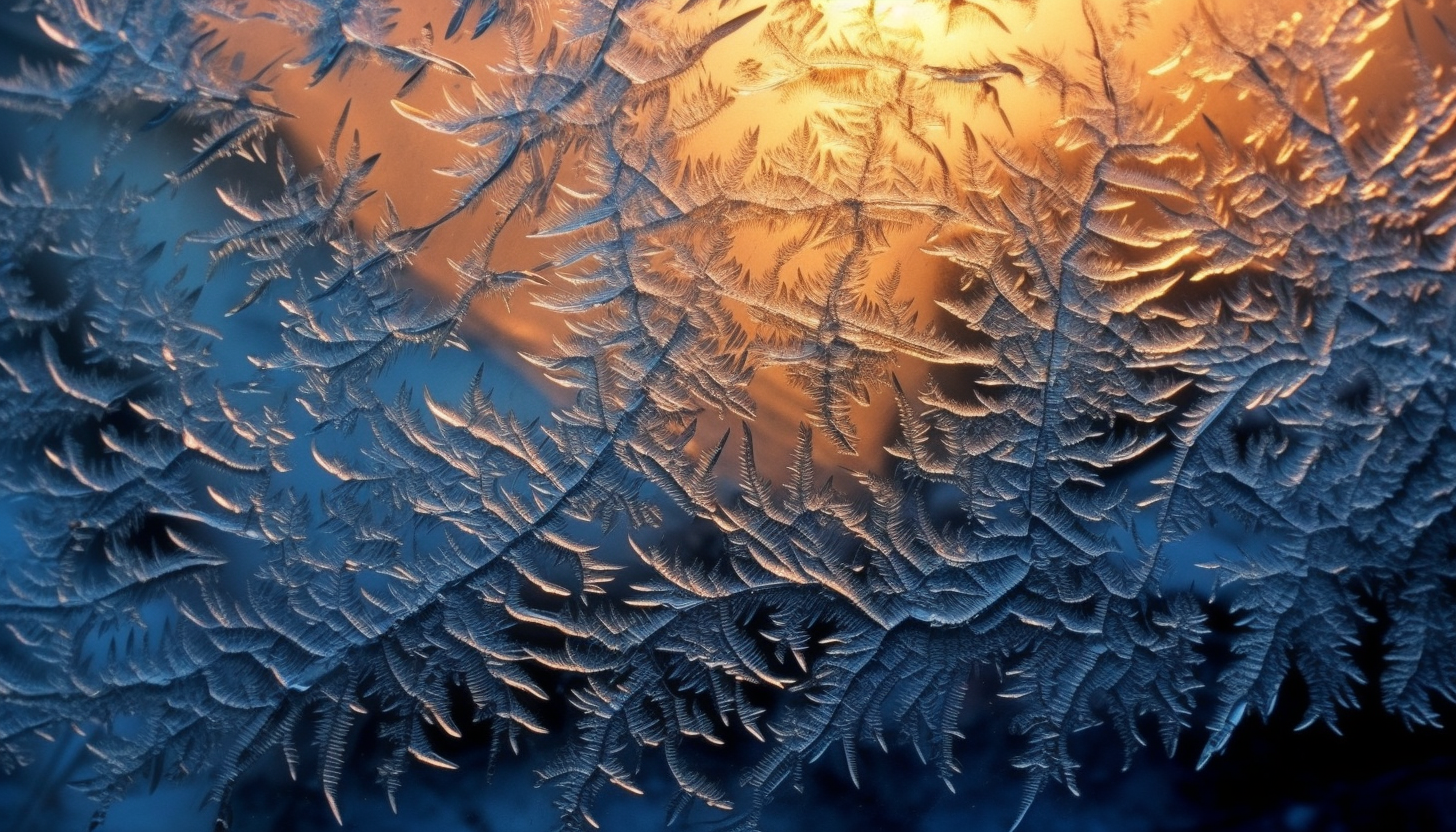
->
[[0, 0, 1454, 829]]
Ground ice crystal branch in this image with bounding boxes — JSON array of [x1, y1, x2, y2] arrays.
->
[[1, 0, 1455, 829]]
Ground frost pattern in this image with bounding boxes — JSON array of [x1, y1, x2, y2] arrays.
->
[[1, 0, 1455, 829]]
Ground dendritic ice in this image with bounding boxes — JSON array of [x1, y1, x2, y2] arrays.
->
[[1, 0, 1454, 829]]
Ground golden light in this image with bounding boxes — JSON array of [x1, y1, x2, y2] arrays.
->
[[815, 0, 925, 40], [193, 0, 1449, 477]]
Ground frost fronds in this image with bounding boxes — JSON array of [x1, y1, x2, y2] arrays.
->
[[1, 0, 1455, 828]]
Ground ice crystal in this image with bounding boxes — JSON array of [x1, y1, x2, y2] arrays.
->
[[1, 0, 1454, 829]]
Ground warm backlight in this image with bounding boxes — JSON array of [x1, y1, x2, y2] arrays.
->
[[194, 0, 1443, 476]]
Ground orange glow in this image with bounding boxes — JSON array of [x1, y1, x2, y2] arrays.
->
[[191, 0, 1454, 479], [815, 0, 925, 39]]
